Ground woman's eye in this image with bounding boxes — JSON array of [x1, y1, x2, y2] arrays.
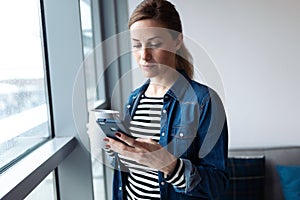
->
[[149, 43, 162, 48], [132, 42, 162, 49], [132, 44, 142, 49]]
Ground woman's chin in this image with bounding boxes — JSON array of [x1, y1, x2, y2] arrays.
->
[[142, 72, 155, 78], [140, 69, 158, 78]]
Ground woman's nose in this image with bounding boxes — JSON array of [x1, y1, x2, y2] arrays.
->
[[141, 47, 151, 61]]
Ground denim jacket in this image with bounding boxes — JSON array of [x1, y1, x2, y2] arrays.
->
[[111, 71, 229, 200]]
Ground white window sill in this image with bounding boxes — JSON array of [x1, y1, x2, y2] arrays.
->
[[0, 137, 77, 200]]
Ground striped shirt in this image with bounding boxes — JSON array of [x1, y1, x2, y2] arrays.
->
[[106, 95, 186, 199]]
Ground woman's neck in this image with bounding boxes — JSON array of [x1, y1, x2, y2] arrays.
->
[[145, 70, 179, 97]]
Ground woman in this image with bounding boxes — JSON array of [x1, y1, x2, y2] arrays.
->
[[103, 0, 229, 199]]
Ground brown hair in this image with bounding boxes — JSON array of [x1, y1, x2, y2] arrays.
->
[[128, 0, 194, 79]]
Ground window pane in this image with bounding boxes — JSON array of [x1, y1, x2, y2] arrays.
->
[[80, 0, 106, 106], [80, 0, 94, 57], [79, 1, 107, 199], [25, 172, 56, 200], [0, 0, 51, 172]]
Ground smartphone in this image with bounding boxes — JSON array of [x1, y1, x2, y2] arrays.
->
[[96, 118, 134, 141]]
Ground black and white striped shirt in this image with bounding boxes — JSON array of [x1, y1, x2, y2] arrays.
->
[[106, 95, 186, 199]]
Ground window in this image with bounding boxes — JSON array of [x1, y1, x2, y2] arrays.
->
[[0, 0, 51, 174], [78, 1, 131, 199], [79, 1, 107, 199], [1, 0, 95, 199], [80, 0, 106, 108]]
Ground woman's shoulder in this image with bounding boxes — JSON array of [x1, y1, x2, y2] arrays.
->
[[190, 79, 209, 92], [189, 79, 221, 104], [189, 80, 210, 96]]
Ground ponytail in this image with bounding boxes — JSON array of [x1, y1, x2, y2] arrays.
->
[[176, 44, 194, 79]]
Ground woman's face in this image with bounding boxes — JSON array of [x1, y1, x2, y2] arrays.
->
[[130, 19, 182, 79]]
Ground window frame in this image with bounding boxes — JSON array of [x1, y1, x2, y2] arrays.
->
[[0, 137, 76, 200]]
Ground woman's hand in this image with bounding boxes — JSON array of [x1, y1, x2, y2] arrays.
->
[[104, 132, 178, 175]]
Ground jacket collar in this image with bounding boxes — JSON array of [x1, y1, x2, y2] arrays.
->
[[136, 69, 193, 101], [167, 70, 191, 101]]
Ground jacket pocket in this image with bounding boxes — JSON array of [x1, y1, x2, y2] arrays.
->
[[168, 126, 197, 158]]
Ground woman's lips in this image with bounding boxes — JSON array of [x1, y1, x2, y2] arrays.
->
[[141, 65, 157, 72], [142, 64, 154, 68]]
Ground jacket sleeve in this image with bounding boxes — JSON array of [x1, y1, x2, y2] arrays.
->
[[172, 90, 229, 199]]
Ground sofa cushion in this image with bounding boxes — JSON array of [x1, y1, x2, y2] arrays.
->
[[276, 165, 300, 200], [222, 156, 265, 200]]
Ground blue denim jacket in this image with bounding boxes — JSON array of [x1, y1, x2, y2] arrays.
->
[[111, 71, 229, 200]]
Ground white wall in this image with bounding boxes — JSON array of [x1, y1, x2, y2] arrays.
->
[[127, 0, 300, 149]]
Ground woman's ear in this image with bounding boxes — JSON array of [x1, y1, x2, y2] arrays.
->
[[175, 33, 183, 51]]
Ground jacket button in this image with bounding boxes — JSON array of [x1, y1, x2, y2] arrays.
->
[[161, 181, 165, 185], [179, 133, 184, 137], [161, 132, 165, 136], [127, 104, 131, 108], [119, 186, 122, 190], [162, 109, 167, 113]]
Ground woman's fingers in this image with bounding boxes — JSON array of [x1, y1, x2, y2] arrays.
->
[[106, 137, 133, 154], [115, 132, 139, 147], [104, 133, 158, 154], [135, 137, 155, 143]]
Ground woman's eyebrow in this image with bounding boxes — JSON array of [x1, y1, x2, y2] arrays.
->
[[131, 36, 162, 42]]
